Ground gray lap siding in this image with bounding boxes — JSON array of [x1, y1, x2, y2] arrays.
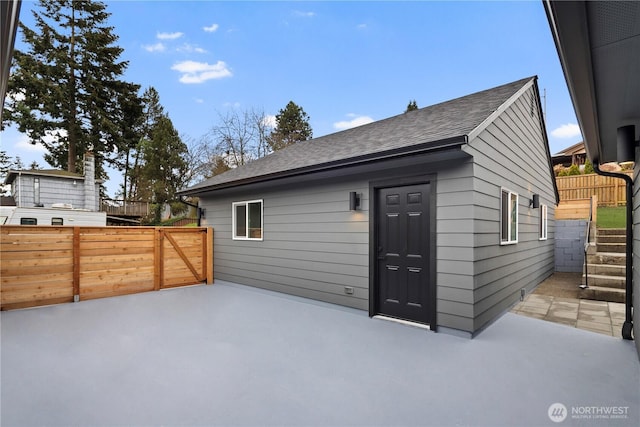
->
[[202, 180, 371, 310], [464, 86, 556, 332]]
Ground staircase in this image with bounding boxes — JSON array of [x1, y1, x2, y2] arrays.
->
[[580, 228, 626, 303]]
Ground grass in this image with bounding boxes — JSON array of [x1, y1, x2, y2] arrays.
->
[[597, 206, 626, 228]]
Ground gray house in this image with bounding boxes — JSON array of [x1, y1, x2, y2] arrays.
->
[[1, 153, 105, 225], [181, 76, 559, 337]]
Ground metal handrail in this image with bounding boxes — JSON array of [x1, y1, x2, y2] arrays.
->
[[580, 196, 593, 290]]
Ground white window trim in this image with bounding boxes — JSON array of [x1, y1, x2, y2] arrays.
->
[[232, 199, 263, 241], [500, 187, 518, 245], [539, 204, 548, 241]]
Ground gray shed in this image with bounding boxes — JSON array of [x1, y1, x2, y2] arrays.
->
[[181, 76, 559, 337]]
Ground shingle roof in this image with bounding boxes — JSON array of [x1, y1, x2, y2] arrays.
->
[[184, 77, 535, 194]]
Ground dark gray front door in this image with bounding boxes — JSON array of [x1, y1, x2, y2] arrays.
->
[[376, 183, 432, 324]]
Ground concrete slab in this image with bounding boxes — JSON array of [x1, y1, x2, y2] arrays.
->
[[2, 281, 639, 427]]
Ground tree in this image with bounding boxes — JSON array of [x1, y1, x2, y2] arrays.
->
[[0, 151, 12, 196], [2, 0, 139, 179], [139, 115, 189, 224], [193, 107, 274, 180], [583, 158, 594, 174], [405, 100, 418, 112], [268, 101, 312, 151]]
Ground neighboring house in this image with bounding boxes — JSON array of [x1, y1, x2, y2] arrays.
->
[[180, 76, 559, 337], [552, 141, 586, 168], [544, 1, 638, 350], [1, 153, 106, 226]]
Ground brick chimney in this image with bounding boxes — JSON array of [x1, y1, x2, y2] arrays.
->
[[84, 152, 96, 211]]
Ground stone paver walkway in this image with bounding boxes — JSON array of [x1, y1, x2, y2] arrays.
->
[[511, 272, 627, 337]]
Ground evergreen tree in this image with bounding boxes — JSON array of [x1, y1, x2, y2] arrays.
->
[[268, 101, 312, 151], [405, 100, 418, 112], [126, 88, 187, 223], [2, 0, 138, 179], [0, 151, 12, 196]]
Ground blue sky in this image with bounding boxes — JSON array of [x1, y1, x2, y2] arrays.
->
[[1, 0, 582, 197]]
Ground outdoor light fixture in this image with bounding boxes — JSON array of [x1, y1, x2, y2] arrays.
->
[[530, 194, 540, 209], [617, 125, 638, 163], [349, 191, 361, 211]]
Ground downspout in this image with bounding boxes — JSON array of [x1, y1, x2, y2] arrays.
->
[[179, 195, 202, 227], [594, 162, 633, 340]]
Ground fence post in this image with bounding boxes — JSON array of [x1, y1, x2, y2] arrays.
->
[[206, 227, 214, 284], [154, 228, 162, 290], [73, 227, 80, 302]]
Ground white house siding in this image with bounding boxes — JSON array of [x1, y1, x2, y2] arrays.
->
[[463, 86, 556, 332], [633, 153, 640, 356], [201, 179, 371, 309]]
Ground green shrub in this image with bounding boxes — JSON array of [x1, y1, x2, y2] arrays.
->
[[567, 164, 580, 175], [583, 159, 594, 174]]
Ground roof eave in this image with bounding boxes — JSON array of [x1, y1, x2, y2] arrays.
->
[[543, 0, 602, 163], [179, 136, 467, 196]]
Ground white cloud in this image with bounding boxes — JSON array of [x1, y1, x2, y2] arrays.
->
[[357, 23, 367, 29], [142, 42, 166, 52], [223, 101, 241, 108], [177, 43, 207, 54], [293, 11, 315, 17], [195, 98, 204, 104], [333, 114, 374, 130], [203, 23, 219, 32], [171, 60, 232, 84], [14, 132, 52, 153], [157, 31, 184, 40], [262, 115, 277, 128], [551, 123, 581, 139]]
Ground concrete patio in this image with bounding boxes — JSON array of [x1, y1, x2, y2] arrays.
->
[[1, 280, 639, 426]]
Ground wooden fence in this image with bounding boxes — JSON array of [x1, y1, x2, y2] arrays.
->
[[0, 226, 213, 311], [556, 171, 633, 206], [555, 196, 598, 221]]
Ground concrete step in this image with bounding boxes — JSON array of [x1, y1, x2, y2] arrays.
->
[[584, 263, 626, 276], [579, 286, 626, 303], [596, 235, 626, 244], [597, 243, 626, 253], [597, 228, 626, 236], [580, 274, 625, 289], [587, 252, 626, 265]]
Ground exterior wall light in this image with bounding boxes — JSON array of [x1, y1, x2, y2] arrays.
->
[[349, 191, 361, 211], [530, 194, 540, 209], [617, 125, 638, 163]]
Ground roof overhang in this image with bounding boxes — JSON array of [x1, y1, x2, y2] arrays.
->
[[1, 0, 21, 122], [180, 137, 468, 197], [543, 1, 640, 164]]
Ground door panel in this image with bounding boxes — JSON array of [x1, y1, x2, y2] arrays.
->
[[376, 183, 432, 324]]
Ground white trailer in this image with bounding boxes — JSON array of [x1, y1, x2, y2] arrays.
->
[[0, 206, 106, 226]]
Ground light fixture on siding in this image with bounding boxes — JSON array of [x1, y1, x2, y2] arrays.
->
[[530, 194, 540, 209], [349, 192, 361, 211], [617, 125, 638, 163]]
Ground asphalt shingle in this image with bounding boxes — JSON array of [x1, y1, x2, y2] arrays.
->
[[184, 76, 534, 194]]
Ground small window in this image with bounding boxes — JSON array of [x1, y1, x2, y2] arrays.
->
[[500, 188, 518, 244], [52, 217, 64, 226], [232, 200, 263, 240], [539, 204, 548, 240], [20, 218, 37, 225]]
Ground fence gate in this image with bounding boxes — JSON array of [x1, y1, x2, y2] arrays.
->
[[158, 228, 210, 289]]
